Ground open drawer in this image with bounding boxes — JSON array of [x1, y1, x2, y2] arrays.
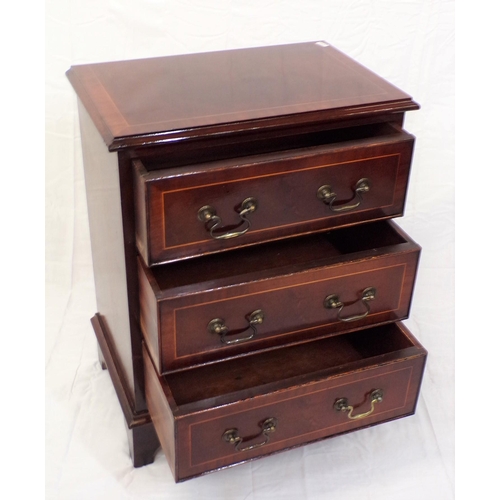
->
[[144, 321, 427, 482], [134, 123, 415, 265], [139, 220, 421, 373]]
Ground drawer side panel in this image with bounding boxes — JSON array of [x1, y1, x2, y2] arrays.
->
[[138, 260, 161, 373], [144, 345, 177, 480]]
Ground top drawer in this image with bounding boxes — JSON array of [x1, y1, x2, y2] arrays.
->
[[134, 123, 415, 266]]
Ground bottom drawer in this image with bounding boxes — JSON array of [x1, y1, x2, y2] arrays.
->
[[144, 322, 427, 482]]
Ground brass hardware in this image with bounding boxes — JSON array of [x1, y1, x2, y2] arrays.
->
[[197, 197, 258, 240], [222, 417, 278, 452], [324, 287, 376, 322], [208, 309, 264, 345], [334, 389, 384, 420], [317, 178, 371, 212]]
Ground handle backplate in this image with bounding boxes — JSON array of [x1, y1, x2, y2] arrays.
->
[[317, 178, 371, 213], [334, 389, 384, 420], [222, 417, 278, 452], [198, 197, 258, 240], [208, 309, 264, 345], [324, 287, 376, 322]]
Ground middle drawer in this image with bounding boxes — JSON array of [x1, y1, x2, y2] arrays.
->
[[139, 220, 420, 374]]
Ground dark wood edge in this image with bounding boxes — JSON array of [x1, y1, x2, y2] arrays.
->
[[133, 160, 151, 284], [107, 102, 419, 151], [137, 251, 162, 296], [143, 341, 181, 415], [91, 313, 151, 428], [396, 322, 429, 362], [383, 219, 421, 251], [68, 62, 417, 153], [117, 151, 150, 412]]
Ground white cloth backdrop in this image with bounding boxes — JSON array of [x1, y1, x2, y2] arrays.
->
[[46, 1, 454, 498]]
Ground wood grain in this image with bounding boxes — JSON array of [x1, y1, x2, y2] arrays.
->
[[138, 220, 421, 373], [144, 322, 426, 481], [66, 42, 418, 150], [68, 43, 424, 479], [135, 123, 415, 265]]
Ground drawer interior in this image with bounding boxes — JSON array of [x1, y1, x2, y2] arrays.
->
[[138, 122, 404, 171], [147, 220, 410, 293], [162, 322, 422, 413]]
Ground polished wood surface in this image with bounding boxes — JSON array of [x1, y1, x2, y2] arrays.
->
[[66, 42, 418, 150], [139, 220, 420, 373], [67, 43, 425, 479], [79, 102, 147, 409], [135, 123, 415, 265], [144, 322, 427, 481], [79, 100, 158, 465]]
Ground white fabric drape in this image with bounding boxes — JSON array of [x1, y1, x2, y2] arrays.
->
[[46, 1, 454, 498]]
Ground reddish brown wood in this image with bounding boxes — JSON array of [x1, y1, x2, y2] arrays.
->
[[126, 422, 162, 469], [79, 103, 148, 410], [144, 343, 178, 479], [139, 220, 420, 373], [128, 115, 407, 170], [66, 42, 418, 151], [144, 322, 426, 482], [67, 42, 424, 479], [135, 123, 415, 265]]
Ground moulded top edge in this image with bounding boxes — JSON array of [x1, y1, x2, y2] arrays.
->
[[66, 42, 419, 151]]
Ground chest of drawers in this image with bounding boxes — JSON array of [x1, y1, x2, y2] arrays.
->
[[67, 41, 427, 482]]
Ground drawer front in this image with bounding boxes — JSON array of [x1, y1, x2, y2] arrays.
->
[[154, 251, 418, 372], [137, 133, 414, 264], [175, 355, 426, 480]]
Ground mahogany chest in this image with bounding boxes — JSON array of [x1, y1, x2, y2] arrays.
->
[[67, 41, 426, 482]]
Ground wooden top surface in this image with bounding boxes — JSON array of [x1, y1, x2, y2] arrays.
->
[[66, 42, 418, 150]]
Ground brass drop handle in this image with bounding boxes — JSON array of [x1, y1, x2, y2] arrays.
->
[[324, 287, 376, 322], [222, 417, 278, 452], [208, 309, 264, 345], [198, 197, 258, 240], [317, 178, 371, 212], [334, 389, 384, 420]]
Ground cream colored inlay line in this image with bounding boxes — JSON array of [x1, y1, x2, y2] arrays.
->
[[186, 365, 415, 468], [168, 263, 407, 360], [158, 153, 401, 251]]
